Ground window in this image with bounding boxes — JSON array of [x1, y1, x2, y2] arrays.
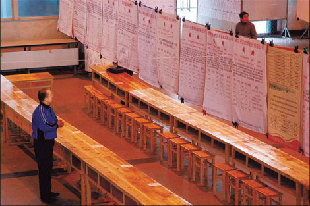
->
[[1, 0, 13, 18], [18, 0, 59, 17], [253, 21, 267, 34], [177, 0, 198, 22]]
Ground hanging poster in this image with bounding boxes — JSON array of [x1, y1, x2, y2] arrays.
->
[[138, 6, 159, 87], [156, 12, 180, 93], [179, 20, 207, 105]]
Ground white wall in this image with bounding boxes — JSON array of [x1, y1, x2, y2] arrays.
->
[[1, 19, 69, 42]]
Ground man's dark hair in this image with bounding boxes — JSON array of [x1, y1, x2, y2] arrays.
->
[[38, 88, 48, 103], [239, 11, 249, 19]]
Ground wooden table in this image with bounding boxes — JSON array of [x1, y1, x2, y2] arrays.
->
[[90, 65, 150, 106], [1, 75, 190, 205], [129, 88, 197, 132], [5, 72, 54, 90]]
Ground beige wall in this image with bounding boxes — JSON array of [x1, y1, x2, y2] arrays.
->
[[1, 19, 69, 42]]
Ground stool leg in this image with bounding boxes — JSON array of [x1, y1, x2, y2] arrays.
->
[[177, 145, 181, 172], [192, 159, 196, 182], [188, 153, 192, 179], [266, 197, 271, 205], [160, 137, 164, 162], [213, 167, 216, 194], [180, 149, 184, 173], [235, 179, 239, 205], [200, 159, 204, 185]]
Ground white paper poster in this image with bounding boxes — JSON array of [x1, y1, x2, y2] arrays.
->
[[232, 36, 267, 133], [138, 6, 159, 87], [86, 0, 103, 52], [101, 0, 118, 61], [58, 0, 74, 37], [302, 54, 309, 156], [117, 0, 139, 72], [142, 0, 176, 15], [73, 0, 87, 44], [179, 21, 207, 105], [203, 30, 233, 121], [85, 47, 107, 72], [198, 0, 240, 23], [156, 12, 180, 94]]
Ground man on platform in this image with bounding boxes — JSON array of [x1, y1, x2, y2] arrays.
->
[[32, 88, 64, 203], [235, 11, 258, 39]]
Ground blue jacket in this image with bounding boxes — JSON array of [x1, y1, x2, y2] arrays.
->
[[32, 103, 58, 140]]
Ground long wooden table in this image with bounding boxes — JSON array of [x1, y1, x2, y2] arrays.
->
[[129, 88, 197, 132], [1, 75, 190, 205], [90, 65, 150, 106], [129, 88, 309, 205]]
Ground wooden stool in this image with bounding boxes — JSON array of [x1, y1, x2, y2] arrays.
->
[[142, 123, 163, 153], [212, 163, 235, 201], [241, 179, 265, 205], [83, 86, 91, 108], [192, 150, 214, 187], [100, 99, 115, 125], [180, 144, 200, 178], [226, 169, 249, 205], [254, 187, 282, 205], [106, 102, 124, 131], [133, 117, 151, 145], [95, 93, 110, 120], [169, 138, 190, 171], [115, 107, 132, 136], [124, 113, 141, 141], [159, 132, 179, 165]]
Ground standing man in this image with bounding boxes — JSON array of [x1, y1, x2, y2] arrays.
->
[[32, 88, 64, 203], [235, 11, 258, 39]]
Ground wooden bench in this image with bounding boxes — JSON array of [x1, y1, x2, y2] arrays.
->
[[1, 75, 191, 205]]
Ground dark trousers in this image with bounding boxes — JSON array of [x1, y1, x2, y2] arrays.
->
[[34, 137, 55, 199]]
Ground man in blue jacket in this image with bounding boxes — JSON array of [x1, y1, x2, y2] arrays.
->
[[32, 88, 64, 203]]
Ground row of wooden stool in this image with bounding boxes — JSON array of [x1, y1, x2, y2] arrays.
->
[[159, 132, 215, 188], [84, 85, 164, 153], [84, 85, 282, 205], [213, 163, 282, 205]]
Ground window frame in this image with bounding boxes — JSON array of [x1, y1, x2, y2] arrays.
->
[[1, 0, 59, 22]]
